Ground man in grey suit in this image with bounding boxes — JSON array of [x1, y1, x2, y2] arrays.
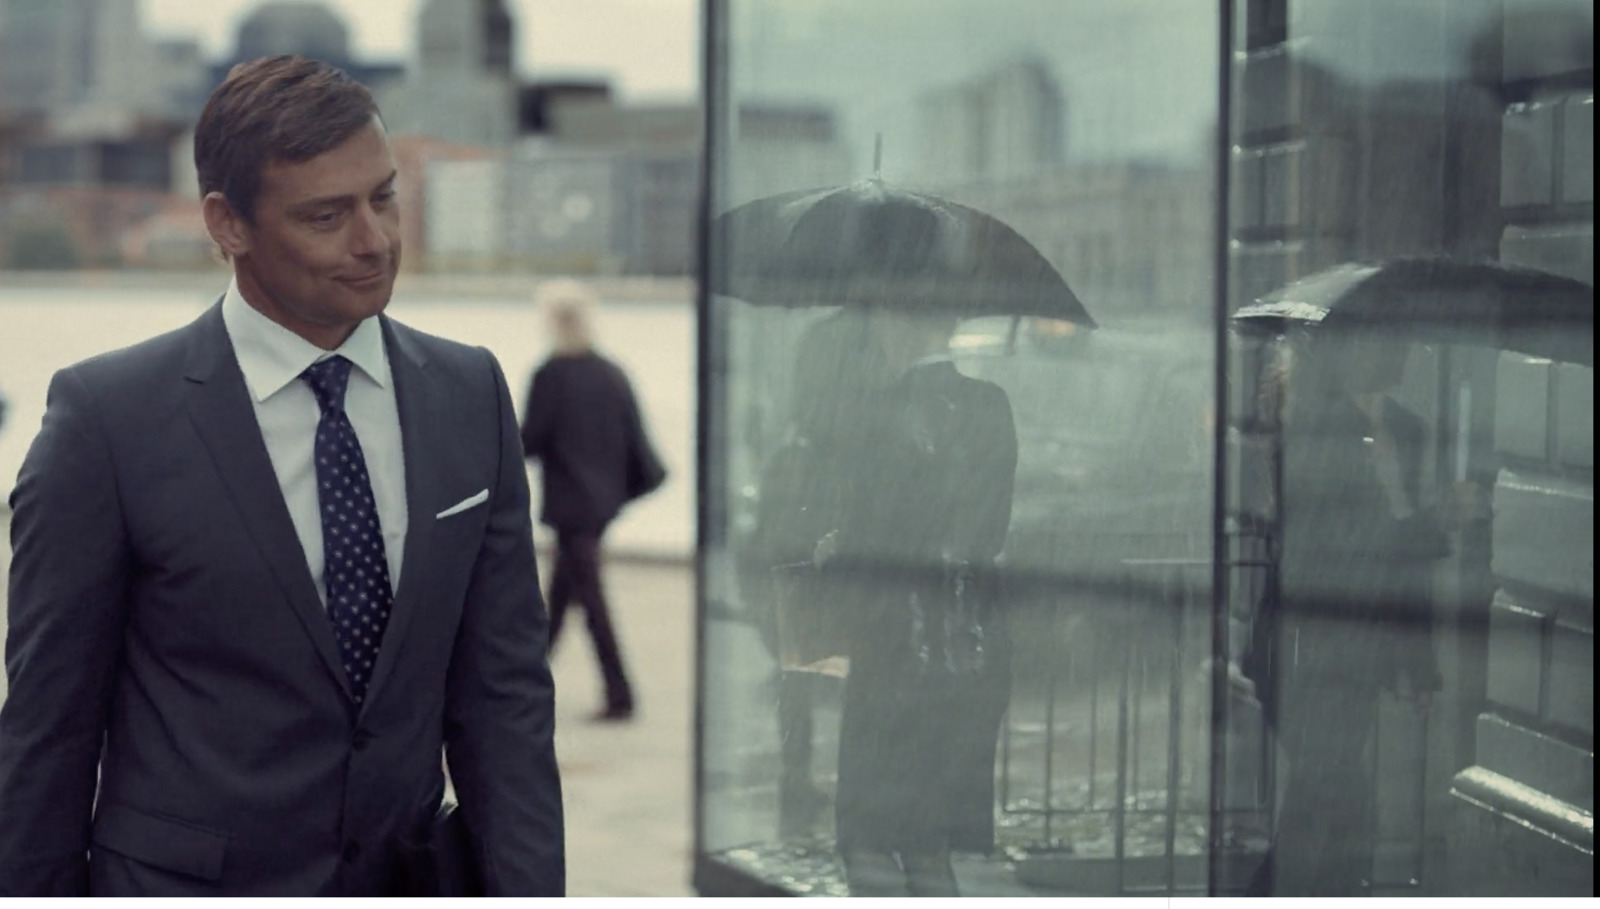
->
[[0, 56, 564, 896]]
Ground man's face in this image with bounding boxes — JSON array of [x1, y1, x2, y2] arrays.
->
[[221, 117, 402, 349]]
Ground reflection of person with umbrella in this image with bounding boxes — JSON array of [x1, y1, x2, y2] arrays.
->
[[1247, 329, 1458, 896], [1233, 257, 1588, 896], [715, 179, 1094, 896], [814, 306, 1017, 896], [744, 307, 883, 838]]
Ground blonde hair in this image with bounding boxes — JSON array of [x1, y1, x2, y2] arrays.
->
[[536, 278, 598, 354]]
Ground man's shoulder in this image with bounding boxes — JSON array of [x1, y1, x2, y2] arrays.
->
[[65, 306, 212, 390], [383, 316, 497, 379], [922, 361, 1009, 409]]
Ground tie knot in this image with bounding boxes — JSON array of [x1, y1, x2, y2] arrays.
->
[[301, 355, 354, 414]]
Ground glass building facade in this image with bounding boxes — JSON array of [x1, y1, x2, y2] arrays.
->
[[694, 0, 1592, 897]]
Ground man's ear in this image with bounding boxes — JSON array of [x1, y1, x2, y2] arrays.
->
[[202, 191, 250, 259]]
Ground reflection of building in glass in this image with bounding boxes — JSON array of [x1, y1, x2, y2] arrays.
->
[[913, 57, 1065, 185], [729, 103, 854, 204], [940, 162, 1213, 320]]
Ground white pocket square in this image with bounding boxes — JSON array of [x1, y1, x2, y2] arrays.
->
[[436, 489, 489, 519]]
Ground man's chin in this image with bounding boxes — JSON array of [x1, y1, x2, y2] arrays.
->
[[338, 279, 396, 314]]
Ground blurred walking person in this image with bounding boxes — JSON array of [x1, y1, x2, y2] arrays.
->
[[521, 279, 665, 722]]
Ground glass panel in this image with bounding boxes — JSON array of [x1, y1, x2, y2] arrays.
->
[[1222, 0, 1593, 897], [699, 0, 1221, 896]]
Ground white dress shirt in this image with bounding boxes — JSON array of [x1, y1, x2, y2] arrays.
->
[[221, 280, 408, 607]]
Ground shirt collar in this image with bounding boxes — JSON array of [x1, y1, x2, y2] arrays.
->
[[220, 277, 390, 403]]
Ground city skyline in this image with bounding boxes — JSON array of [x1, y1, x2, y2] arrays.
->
[[141, 0, 699, 100]]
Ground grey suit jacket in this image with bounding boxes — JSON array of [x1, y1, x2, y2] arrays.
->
[[0, 303, 564, 895]]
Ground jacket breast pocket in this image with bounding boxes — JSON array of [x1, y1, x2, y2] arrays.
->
[[91, 801, 229, 882]]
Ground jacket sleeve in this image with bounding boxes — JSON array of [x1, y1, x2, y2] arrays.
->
[[619, 369, 666, 501], [0, 368, 132, 896], [443, 350, 565, 896], [952, 382, 1018, 562]]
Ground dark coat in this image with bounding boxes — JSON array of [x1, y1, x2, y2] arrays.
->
[[0, 305, 564, 896], [826, 359, 1018, 853], [1245, 393, 1448, 725], [520, 351, 664, 534]]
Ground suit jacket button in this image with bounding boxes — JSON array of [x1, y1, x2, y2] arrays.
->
[[343, 840, 361, 862], [352, 729, 372, 751]]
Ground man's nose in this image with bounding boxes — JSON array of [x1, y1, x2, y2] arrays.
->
[[350, 203, 393, 258]]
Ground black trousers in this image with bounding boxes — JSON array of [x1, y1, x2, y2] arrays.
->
[[548, 531, 634, 710]]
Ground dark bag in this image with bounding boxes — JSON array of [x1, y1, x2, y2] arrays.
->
[[623, 417, 667, 503], [754, 440, 856, 674], [770, 561, 852, 674], [395, 800, 484, 896]]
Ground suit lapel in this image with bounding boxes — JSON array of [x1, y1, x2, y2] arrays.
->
[[181, 303, 353, 702], [361, 317, 441, 710]]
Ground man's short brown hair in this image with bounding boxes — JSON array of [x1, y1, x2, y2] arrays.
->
[[194, 55, 381, 222]]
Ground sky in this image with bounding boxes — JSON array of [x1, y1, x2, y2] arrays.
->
[[141, 0, 701, 101]]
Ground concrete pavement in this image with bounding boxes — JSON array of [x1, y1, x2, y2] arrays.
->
[[543, 556, 697, 897], [0, 512, 698, 897]]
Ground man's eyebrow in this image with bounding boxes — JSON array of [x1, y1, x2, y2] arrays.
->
[[290, 170, 399, 212]]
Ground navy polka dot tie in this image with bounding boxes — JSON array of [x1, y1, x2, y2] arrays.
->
[[301, 356, 393, 705]]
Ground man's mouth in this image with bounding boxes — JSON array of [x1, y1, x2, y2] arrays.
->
[[339, 271, 389, 289]]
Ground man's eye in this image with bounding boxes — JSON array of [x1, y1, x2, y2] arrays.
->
[[311, 211, 341, 227], [373, 191, 397, 207]]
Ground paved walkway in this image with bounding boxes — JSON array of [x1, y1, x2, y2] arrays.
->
[[545, 557, 696, 897], [0, 513, 697, 897]]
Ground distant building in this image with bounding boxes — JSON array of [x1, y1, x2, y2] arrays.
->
[[118, 196, 213, 268], [390, 133, 496, 271], [210, 1, 405, 108], [518, 80, 613, 134], [424, 156, 508, 269], [514, 103, 700, 275], [415, 0, 513, 78], [0, 0, 179, 118], [0, 0, 100, 114], [149, 39, 213, 123], [506, 140, 621, 273], [404, 100, 700, 275], [914, 56, 1066, 185], [235, 1, 352, 66], [380, 0, 517, 147], [0, 184, 173, 267]]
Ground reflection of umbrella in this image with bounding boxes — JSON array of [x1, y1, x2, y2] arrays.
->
[[1232, 257, 1593, 365], [711, 179, 1096, 326]]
